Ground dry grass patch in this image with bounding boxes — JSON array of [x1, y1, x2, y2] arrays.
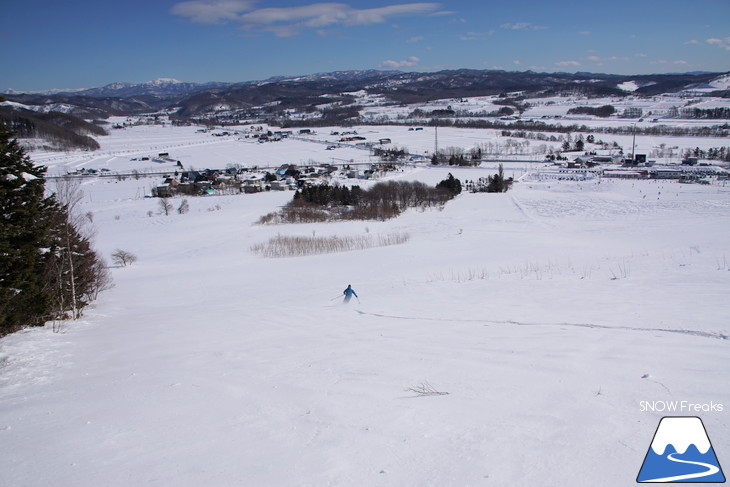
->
[[251, 233, 410, 258]]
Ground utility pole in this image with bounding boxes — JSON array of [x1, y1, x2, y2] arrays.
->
[[434, 126, 439, 155], [631, 123, 636, 161]]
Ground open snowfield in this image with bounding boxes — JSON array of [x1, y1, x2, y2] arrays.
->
[[1, 122, 729, 486]]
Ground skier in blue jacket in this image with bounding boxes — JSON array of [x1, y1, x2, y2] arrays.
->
[[343, 284, 358, 303]]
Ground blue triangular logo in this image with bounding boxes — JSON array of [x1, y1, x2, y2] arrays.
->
[[637, 416, 725, 483]]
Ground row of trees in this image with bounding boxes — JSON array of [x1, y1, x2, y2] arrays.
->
[[370, 117, 729, 139], [679, 107, 730, 119], [567, 105, 616, 118], [682, 146, 730, 162], [0, 126, 110, 337], [430, 139, 534, 166]]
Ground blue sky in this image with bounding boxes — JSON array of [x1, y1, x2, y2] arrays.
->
[[2, 0, 729, 92]]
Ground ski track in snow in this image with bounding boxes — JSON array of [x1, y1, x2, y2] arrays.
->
[[355, 311, 730, 341]]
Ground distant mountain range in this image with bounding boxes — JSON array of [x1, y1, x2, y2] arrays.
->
[[2, 69, 729, 121], [4, 78, 231, 98]]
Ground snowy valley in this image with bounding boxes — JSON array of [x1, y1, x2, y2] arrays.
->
[[1, 102, 729, 486]]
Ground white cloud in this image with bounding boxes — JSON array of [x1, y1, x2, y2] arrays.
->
[[459, 30, 494, 40], [707, 37, 730, 51], [173, 1, 443, 36], [170, 0, 256, 24], [673, 60, 688, 65], [586, 55, 628, 63], [555, 60, 580, 67], [380, 56, 420, 68], [244, 4, 435, 27], [429, 10, 455, 16], [500, 22, 546, 31], [407, 36, 425, 43], [684, 39, 700, 45]]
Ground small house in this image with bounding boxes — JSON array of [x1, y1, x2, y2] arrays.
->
[[269, 180, 289, 191], [152, 185, 174, 198]]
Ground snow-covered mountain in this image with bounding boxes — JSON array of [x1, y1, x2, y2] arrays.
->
[[3, 78, 232, 98], [709, 73, 730, 90], [67, 78, 232, 98], [4, 69, 728, 120]]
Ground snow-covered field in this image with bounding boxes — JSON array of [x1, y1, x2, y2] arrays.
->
[[1, 122, 729, 486], [27, 116, 730, 181]]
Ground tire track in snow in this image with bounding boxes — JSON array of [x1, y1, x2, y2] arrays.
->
[[510, 194, 547, 226], [355, 311, 729, 341]]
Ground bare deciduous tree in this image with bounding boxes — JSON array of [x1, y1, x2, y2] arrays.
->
[[177, 198, 189, 214], [53, 177, 85, 319], [159, 197, 172, 216], [111, 249, 138, 267]]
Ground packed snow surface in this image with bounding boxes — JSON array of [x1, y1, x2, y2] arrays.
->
[[1, 122, 729, 486]]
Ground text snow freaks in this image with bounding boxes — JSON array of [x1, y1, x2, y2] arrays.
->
[[640, 401, 724, 413]]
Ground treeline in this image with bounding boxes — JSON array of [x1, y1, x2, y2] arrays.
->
[[567, 105, 616, 118], [411, 118, 730, 138], [0, 107, 106, 151], [258, 177, 461, 224], [680, 107, 730, 119], [0, 127, 110, 337], [406, 105, 518, 119], [682, 146, 730, 162], [276, 115, 727, 139], [277, 104, 364, 128]]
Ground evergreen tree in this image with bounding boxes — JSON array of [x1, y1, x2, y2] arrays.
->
[[486, 163, 512, 193], [0, 127, 107, 336], [436, 173, 462, 196], [0, 126, 57, 334]]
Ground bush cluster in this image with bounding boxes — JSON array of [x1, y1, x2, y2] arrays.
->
[[259, 178, 461, 224]]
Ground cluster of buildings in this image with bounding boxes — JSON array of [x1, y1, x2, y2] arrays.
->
[[150, 163, 395, 198], [533, 153, 728, 182]]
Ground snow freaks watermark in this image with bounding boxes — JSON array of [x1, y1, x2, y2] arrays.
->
[[636, 416, 726, 483], [639, 400, 724, 413]]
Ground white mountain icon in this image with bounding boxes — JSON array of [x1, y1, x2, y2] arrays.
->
[[637, 416, 725, 483]]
